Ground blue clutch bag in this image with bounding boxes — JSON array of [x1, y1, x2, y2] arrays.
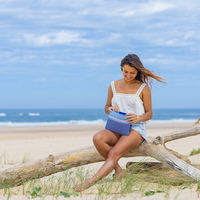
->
[[105, 110, 132, 136]]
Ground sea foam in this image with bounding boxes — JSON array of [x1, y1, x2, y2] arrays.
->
[[149, 119, 196, 123], [0, 119, 106, 127], [28, 113, 40, 116], [0, 118, 197, 127]]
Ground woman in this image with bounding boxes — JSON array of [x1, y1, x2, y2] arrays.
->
[[76, 54, 165, 191]]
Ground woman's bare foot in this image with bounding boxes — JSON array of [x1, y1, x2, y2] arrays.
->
[[76, 178, 95, 192], [113, 169, 126, 180]]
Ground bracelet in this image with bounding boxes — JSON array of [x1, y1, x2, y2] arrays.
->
[[135, 115, 139, 123], [132, 115, 139, 124]]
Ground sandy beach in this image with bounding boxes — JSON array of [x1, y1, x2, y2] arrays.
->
[[0, 122, 200, 199]]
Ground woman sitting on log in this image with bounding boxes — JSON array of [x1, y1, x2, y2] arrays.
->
[[76, 54, 165, 191]]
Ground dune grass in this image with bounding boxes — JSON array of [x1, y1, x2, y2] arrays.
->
[[0, 152, 18, 166], [190, 148, 200, 156], [0, 153, 32, 166], [0, 158, 199, 200]]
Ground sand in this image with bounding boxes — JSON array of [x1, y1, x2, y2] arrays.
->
[[0, 122, 200, 200]]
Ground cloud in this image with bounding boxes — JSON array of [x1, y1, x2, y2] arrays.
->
[[76, 1, 175, 18], [21, 30, 123, 48], [141, 2, 175, 14], [0, 0, 200, 109], [1, 0, 200, 66], [23, 30, 92, 47], [116, 1, 175, 17]]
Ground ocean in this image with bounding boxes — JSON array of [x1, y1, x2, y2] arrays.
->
[[0, 108, 199, 127]]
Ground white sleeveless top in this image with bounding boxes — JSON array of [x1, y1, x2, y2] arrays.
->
[[111, 81, 146, 116]]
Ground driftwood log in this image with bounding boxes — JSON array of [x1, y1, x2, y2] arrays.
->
[[0, 123, 200, 189]]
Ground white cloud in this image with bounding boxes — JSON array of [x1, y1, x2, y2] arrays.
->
[[23, 30, 91, 46], [154, 37, 190, 47], [1, 0, 200, 63], [141, 2, 175, 14], [22, 30, 123, 48], [78, 1, 175, 18], [183, 31, 200, 40]]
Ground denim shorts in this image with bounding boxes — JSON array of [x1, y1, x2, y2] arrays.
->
[[131, 122, 147, 142]]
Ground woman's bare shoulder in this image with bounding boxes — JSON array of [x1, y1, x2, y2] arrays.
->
[[142, 84, 151, 93], [113, 79, 123, 83], [112, 79, 123, 86]]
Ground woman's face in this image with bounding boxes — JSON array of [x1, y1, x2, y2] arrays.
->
[[122, 64, 138, 82]]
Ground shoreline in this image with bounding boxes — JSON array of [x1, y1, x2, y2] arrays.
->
[[0, 119, 197, 126]]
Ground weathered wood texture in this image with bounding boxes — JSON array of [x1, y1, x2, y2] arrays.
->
[[0, 125, 200, 189]]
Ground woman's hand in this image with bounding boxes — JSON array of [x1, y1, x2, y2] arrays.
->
[[108, 106, 119, 113], [125, 113, 139, 123]]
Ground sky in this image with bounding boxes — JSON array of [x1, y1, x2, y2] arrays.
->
[[0, 0, 200, 109]]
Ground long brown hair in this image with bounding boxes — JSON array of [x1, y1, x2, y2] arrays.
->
[[120, 54, 166, 85]]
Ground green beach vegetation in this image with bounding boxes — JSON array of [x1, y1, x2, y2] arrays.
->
[[190, 148, 200, 156], [0, 157, 199, 200]]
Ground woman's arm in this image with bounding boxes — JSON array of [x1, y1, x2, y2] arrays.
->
[[138, 85, 153, 122], [104, 84, 119, 114], [126, 85, 153, 123]]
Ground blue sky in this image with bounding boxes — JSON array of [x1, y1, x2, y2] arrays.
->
[[0, 0, 200, 109]]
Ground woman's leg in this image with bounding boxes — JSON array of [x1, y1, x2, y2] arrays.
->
[[77, 130, 144, 191], [93, 129, 123, 176]]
